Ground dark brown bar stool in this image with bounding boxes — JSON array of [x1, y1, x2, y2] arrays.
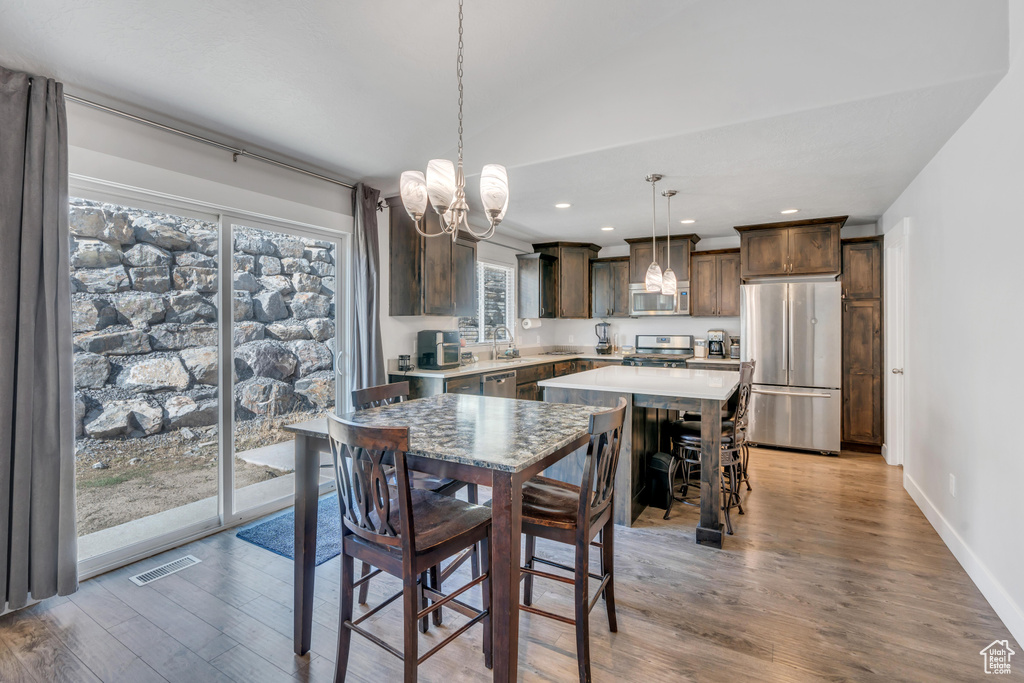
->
[[326, 414, 492, 683], [351, 381, 480, 624], [666, 362, 755, 533], [514, 398, 627, 683]]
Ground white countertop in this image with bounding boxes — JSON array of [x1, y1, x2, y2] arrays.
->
[[686, 357, 741, 364], [539, 365, 739, 401], [389, 353, 627, 379]]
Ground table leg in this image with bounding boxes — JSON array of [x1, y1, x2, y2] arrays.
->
[[294, 433, 318, 655], [696, 398, 724, 548], [490, 471, 523, 682]]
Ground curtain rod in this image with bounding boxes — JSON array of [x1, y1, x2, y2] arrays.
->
[[64, 94, 356, 190]]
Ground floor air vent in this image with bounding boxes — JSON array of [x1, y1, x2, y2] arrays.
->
[[129, 555, 201, 586]]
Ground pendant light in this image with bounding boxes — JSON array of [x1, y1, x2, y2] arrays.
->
[[644, 174, 663, 292], [399, 0, 508, 241], [661, 190, 677, 296]]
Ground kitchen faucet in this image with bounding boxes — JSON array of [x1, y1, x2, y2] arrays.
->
[[491, 325, 517, 360]]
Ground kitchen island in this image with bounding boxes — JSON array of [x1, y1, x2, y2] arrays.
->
[[540, 365, 739, 547]]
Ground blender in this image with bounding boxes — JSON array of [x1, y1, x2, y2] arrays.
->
[[595, 322, 612, 355]]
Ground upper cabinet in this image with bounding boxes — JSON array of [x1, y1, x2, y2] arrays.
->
[[533, 242, 601, 319], [591, 257, 630, 318], [841, 238, 882, 300], [690, 249, 741, 317], [387, 196, 477, 316], [736, 216, 846, 279], [626, 235, 700, 284], [517, 252, 558, 319]]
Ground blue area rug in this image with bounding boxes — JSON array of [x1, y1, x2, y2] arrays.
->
[[236, 495, 341, 566]]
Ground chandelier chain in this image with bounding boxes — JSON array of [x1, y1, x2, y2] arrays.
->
[[457, 0, 464, 162]]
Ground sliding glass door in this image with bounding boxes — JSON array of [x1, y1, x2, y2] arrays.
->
[[224, 217, 343, 519], [71, 182, 348, 575]]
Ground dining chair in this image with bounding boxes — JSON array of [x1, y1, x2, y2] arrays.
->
[[351, 381, 480, 626], [514, 398, 627, 683], [666, 361, 755, 533], [326, 414, 492, 683]]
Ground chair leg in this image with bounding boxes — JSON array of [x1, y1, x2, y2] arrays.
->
[[357, 562, 371, 605], [429, 565, 443, 627], [743, 444, 752, 491], [481, 533, 492, 670], [403, 577, 419, 683], [574, 535, 592, 683], [663, 456, 678, 520], [418, 571, 430, 634], [601, 517, 617, 633], [522, 534, 536, 607], [467, 484, 481, 579], [335, 552, 354, 683], [721, 466, 734, 536]]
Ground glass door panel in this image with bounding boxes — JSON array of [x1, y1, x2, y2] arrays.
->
[[71, 196, 221, 562], [230, 222, 339, 515]]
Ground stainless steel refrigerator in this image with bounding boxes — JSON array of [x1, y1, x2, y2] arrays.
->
[[740, 281, 841, 454]]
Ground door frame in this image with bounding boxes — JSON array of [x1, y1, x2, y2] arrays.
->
[[883, 218, 909, 467]]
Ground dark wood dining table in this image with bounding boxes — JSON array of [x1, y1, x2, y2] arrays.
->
[[284, 393, 603, 682]]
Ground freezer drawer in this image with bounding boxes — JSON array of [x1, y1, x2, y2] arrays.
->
[[748, 385, 840, 454]]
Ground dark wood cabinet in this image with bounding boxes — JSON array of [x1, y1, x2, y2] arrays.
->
[[591, 256, 630, 318], [690, 249, 741, 317], [387, 196, 477, 316], [517, 381, 541, 401], [517, 253, 557, 319], [736, 216, 846, 279], [842, 239, 882, 300], [626, 235, 700, 285], [841, 237, 883, 448], [533, 242, 601, 319], [452, 235, 477, 316]]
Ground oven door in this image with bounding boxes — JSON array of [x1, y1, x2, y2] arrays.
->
[[437, 343, 461, 368]]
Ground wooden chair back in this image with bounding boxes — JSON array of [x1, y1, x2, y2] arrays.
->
[[577, 398, 628, 528], [325, 414, 416, 551], [733, 361, 756, 442], [352, 381, 410, 411]]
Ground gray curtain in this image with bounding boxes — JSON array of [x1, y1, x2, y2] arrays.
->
[[0, 65, 78, 610], [351, 183, 385, 391]]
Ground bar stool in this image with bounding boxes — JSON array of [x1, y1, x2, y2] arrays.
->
[[326, 415, 492, 682], [664, 362, 755, 533], [511, 398, 628, 683], [351, 381, 479, 627]]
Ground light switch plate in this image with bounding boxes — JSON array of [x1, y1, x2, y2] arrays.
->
[[949, 473, 956, 497]]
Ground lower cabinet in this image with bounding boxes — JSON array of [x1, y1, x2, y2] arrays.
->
[[445, 375, 481, 396], [517, 382, 542, 401]]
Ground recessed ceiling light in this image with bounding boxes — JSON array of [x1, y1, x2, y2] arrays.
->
[[601, 226, 614, 231], [680, 219, 696, 224], [554, 202, 572, 209], [780, 209, 799, 214]]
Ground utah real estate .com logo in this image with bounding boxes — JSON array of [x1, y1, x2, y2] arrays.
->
[[980, 640, 1015, 675]]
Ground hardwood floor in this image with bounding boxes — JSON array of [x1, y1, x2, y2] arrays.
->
[[0, 448, 1018, 681]]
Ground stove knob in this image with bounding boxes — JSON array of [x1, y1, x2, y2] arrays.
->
[[670, 362, 677, 368]]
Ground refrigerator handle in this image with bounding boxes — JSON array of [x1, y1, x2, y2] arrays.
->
[[781, 291, 788, 374]]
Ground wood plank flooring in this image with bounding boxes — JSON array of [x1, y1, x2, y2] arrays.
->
[[0, 448, 1019, 681]]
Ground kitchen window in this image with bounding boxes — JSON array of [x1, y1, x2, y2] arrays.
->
[[459, 261, 515, 344]]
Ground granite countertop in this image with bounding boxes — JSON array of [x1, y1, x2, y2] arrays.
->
[[389, 352, 628, 379], [539, 365, 739, 401], [285, 393, 603, 473]]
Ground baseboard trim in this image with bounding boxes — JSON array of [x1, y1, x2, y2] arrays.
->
[[904, 472, 1023, 646]]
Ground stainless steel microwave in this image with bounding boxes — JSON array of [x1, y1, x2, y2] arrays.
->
[[628, 283, 690, 316], [417, 330, 461, 370]]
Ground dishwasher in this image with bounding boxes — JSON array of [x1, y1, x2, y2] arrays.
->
[[481, 370, 517, 398]]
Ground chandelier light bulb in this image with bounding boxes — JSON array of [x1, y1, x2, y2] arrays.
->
[[399, 171, 428, 221]]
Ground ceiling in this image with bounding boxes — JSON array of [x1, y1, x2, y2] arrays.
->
[[0, 0, 1009, 245]]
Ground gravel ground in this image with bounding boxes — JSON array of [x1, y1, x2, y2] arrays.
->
[[75, 411, 324, 536]]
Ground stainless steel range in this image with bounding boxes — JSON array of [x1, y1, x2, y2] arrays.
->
[[621, 334, 694, 368]]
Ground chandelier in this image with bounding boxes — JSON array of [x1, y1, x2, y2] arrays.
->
[[399, 0, 509, 241]]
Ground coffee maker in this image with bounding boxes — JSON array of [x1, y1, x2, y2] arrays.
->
[[595, 322, 612, 355], [707, 329, 730, 359]]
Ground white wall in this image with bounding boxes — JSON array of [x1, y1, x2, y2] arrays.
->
[[879, 7, 1024, 645]]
